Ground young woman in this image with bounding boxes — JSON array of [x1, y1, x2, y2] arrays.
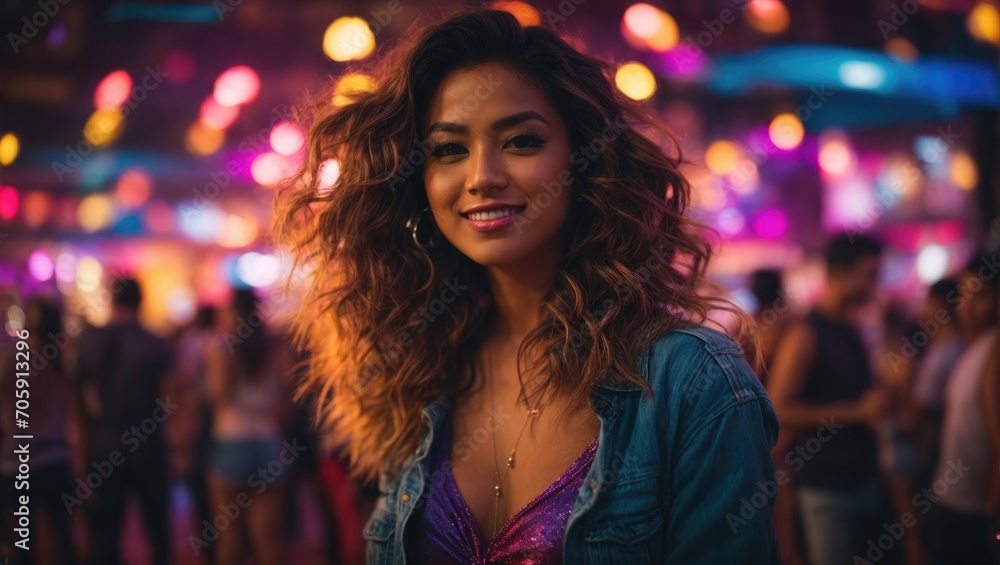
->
[[276, 8, 779, 564], [203, 289, 290, 565]]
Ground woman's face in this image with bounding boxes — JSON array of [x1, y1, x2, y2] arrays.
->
[[421, 62, 574, 268]]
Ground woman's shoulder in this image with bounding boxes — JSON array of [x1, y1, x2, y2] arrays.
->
[[642, 324, 768, 414]]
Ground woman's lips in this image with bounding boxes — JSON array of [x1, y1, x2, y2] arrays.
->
[[461, 206, 527, 232]]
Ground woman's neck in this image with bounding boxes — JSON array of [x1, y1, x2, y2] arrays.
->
[[483, 262, 557, 344]]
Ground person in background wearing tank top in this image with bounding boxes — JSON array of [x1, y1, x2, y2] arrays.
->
[[768, 233, 897, 565], [924, 252, 1000, 564], [202, 288, 291, 565], [0, 297, 80, 565]]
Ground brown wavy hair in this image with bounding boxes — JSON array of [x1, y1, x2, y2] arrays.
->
[[273, 7, 758, 482]]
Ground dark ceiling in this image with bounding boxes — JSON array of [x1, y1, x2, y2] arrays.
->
[[0, 0, 991, 201]]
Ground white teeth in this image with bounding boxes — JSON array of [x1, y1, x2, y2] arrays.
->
[[465, 207, 522, 221]]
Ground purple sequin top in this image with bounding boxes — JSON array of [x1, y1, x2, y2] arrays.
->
[[406, 418, 599, 565]]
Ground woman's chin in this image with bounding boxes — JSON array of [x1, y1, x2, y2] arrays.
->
[[458, 246, 529, 269]]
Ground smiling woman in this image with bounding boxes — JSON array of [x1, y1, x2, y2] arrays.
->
[[274, 7, 779, 565], [422, 66, 574, 269]]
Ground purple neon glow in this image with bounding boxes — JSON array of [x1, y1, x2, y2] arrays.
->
[[657, 45, 707, 79], [29, 251, 54, 281], [718, 208, 745, 235], [753, 208, 789, 239]]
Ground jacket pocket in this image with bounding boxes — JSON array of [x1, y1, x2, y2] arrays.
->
[[581, 473, 663, 562]]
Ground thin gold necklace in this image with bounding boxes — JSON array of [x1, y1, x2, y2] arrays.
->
[[487, 342, 541, 539]]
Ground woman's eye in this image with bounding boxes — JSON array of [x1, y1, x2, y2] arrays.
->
[[430, 142, 465, 157], [506, 133, 547, 149]]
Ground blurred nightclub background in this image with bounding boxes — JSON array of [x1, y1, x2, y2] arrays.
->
[[1, 0, 999, 564]]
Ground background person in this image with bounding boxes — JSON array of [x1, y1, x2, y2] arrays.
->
[[75, 277, 174, 565]]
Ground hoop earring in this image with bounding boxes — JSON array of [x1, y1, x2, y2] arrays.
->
[[406, 207, 442, 249]]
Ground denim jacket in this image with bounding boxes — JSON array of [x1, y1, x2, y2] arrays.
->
[[362, 325, 781, 564]]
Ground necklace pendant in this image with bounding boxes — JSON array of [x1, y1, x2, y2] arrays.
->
[[494, 484, 502, 497]]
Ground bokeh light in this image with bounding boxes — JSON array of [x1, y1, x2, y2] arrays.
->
[[251, 152, 295, 187], [29, 250, 54, 281], [490, 1, 541, 26], [615, 62, 657, 101], [705, 140, 741, 175], [213, 66, 260, 107], [885, 37, 918, 62], [144, 200, 175, 234], [323, 17, 376, 62], [0, 133, 19, 166], [728, 161, 760, 195], [746, 0, 790, 34], [769, 113, 804, 150], [167, 286, 197, 325], [819, 133, 856, 178], [0, 186, 19, 220], [185, 121, 226, 156], [55, 253, 77, 283], [332, 73, 377, 107], [178, 202, 223, 243], [753, 208, 789, 239], [22, 191, 51, 228], [717, 208, 746, 235], [78, 193, 115, 233], [94, 70, 133, 111], [115, 168, 153, 208], [318, 159, 341, 193], [916, 245, 949, 284], [949, 150, 978, 190], [46, 21, 68, 50], [839, 61, 887, 90], [6, 305, 25, 336], [270, 121, 305, 156], [237, 252, 280, 287], [84, 109, 125, 147], [76, 256, 103, 291], [968, 3, 1000, 45], [200, 96, 240, 129], [622, 4, 679, 52], [218, 213, 260, 248]]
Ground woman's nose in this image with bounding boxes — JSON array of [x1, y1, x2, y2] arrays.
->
[[465, 145, 509, 195]]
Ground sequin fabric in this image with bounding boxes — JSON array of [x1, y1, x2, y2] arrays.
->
[[406, 418, 599, 565]]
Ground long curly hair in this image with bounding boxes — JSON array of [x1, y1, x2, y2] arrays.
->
[[274, 8, 758, 482]]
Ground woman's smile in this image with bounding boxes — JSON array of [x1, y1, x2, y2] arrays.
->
[[422, 61, 575, 267]]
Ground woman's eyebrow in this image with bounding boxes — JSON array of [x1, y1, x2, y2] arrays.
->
[[423, 110, 550, 138]]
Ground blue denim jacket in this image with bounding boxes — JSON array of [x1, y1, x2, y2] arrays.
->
[[362, 325, 781, 564]]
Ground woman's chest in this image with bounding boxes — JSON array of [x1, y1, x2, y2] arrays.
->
[[447, 399, 601, 543]]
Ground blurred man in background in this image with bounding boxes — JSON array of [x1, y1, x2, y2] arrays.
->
[[75, 277, 174, 565], [768, 234, 896, 565]]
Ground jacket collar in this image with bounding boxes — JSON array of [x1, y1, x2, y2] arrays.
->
[[421, 395, 451, 428]]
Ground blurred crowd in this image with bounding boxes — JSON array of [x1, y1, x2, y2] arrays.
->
[[756, 234, 1000, 565], [1, 231, 999, 565], [0, 280, 375, 565]]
